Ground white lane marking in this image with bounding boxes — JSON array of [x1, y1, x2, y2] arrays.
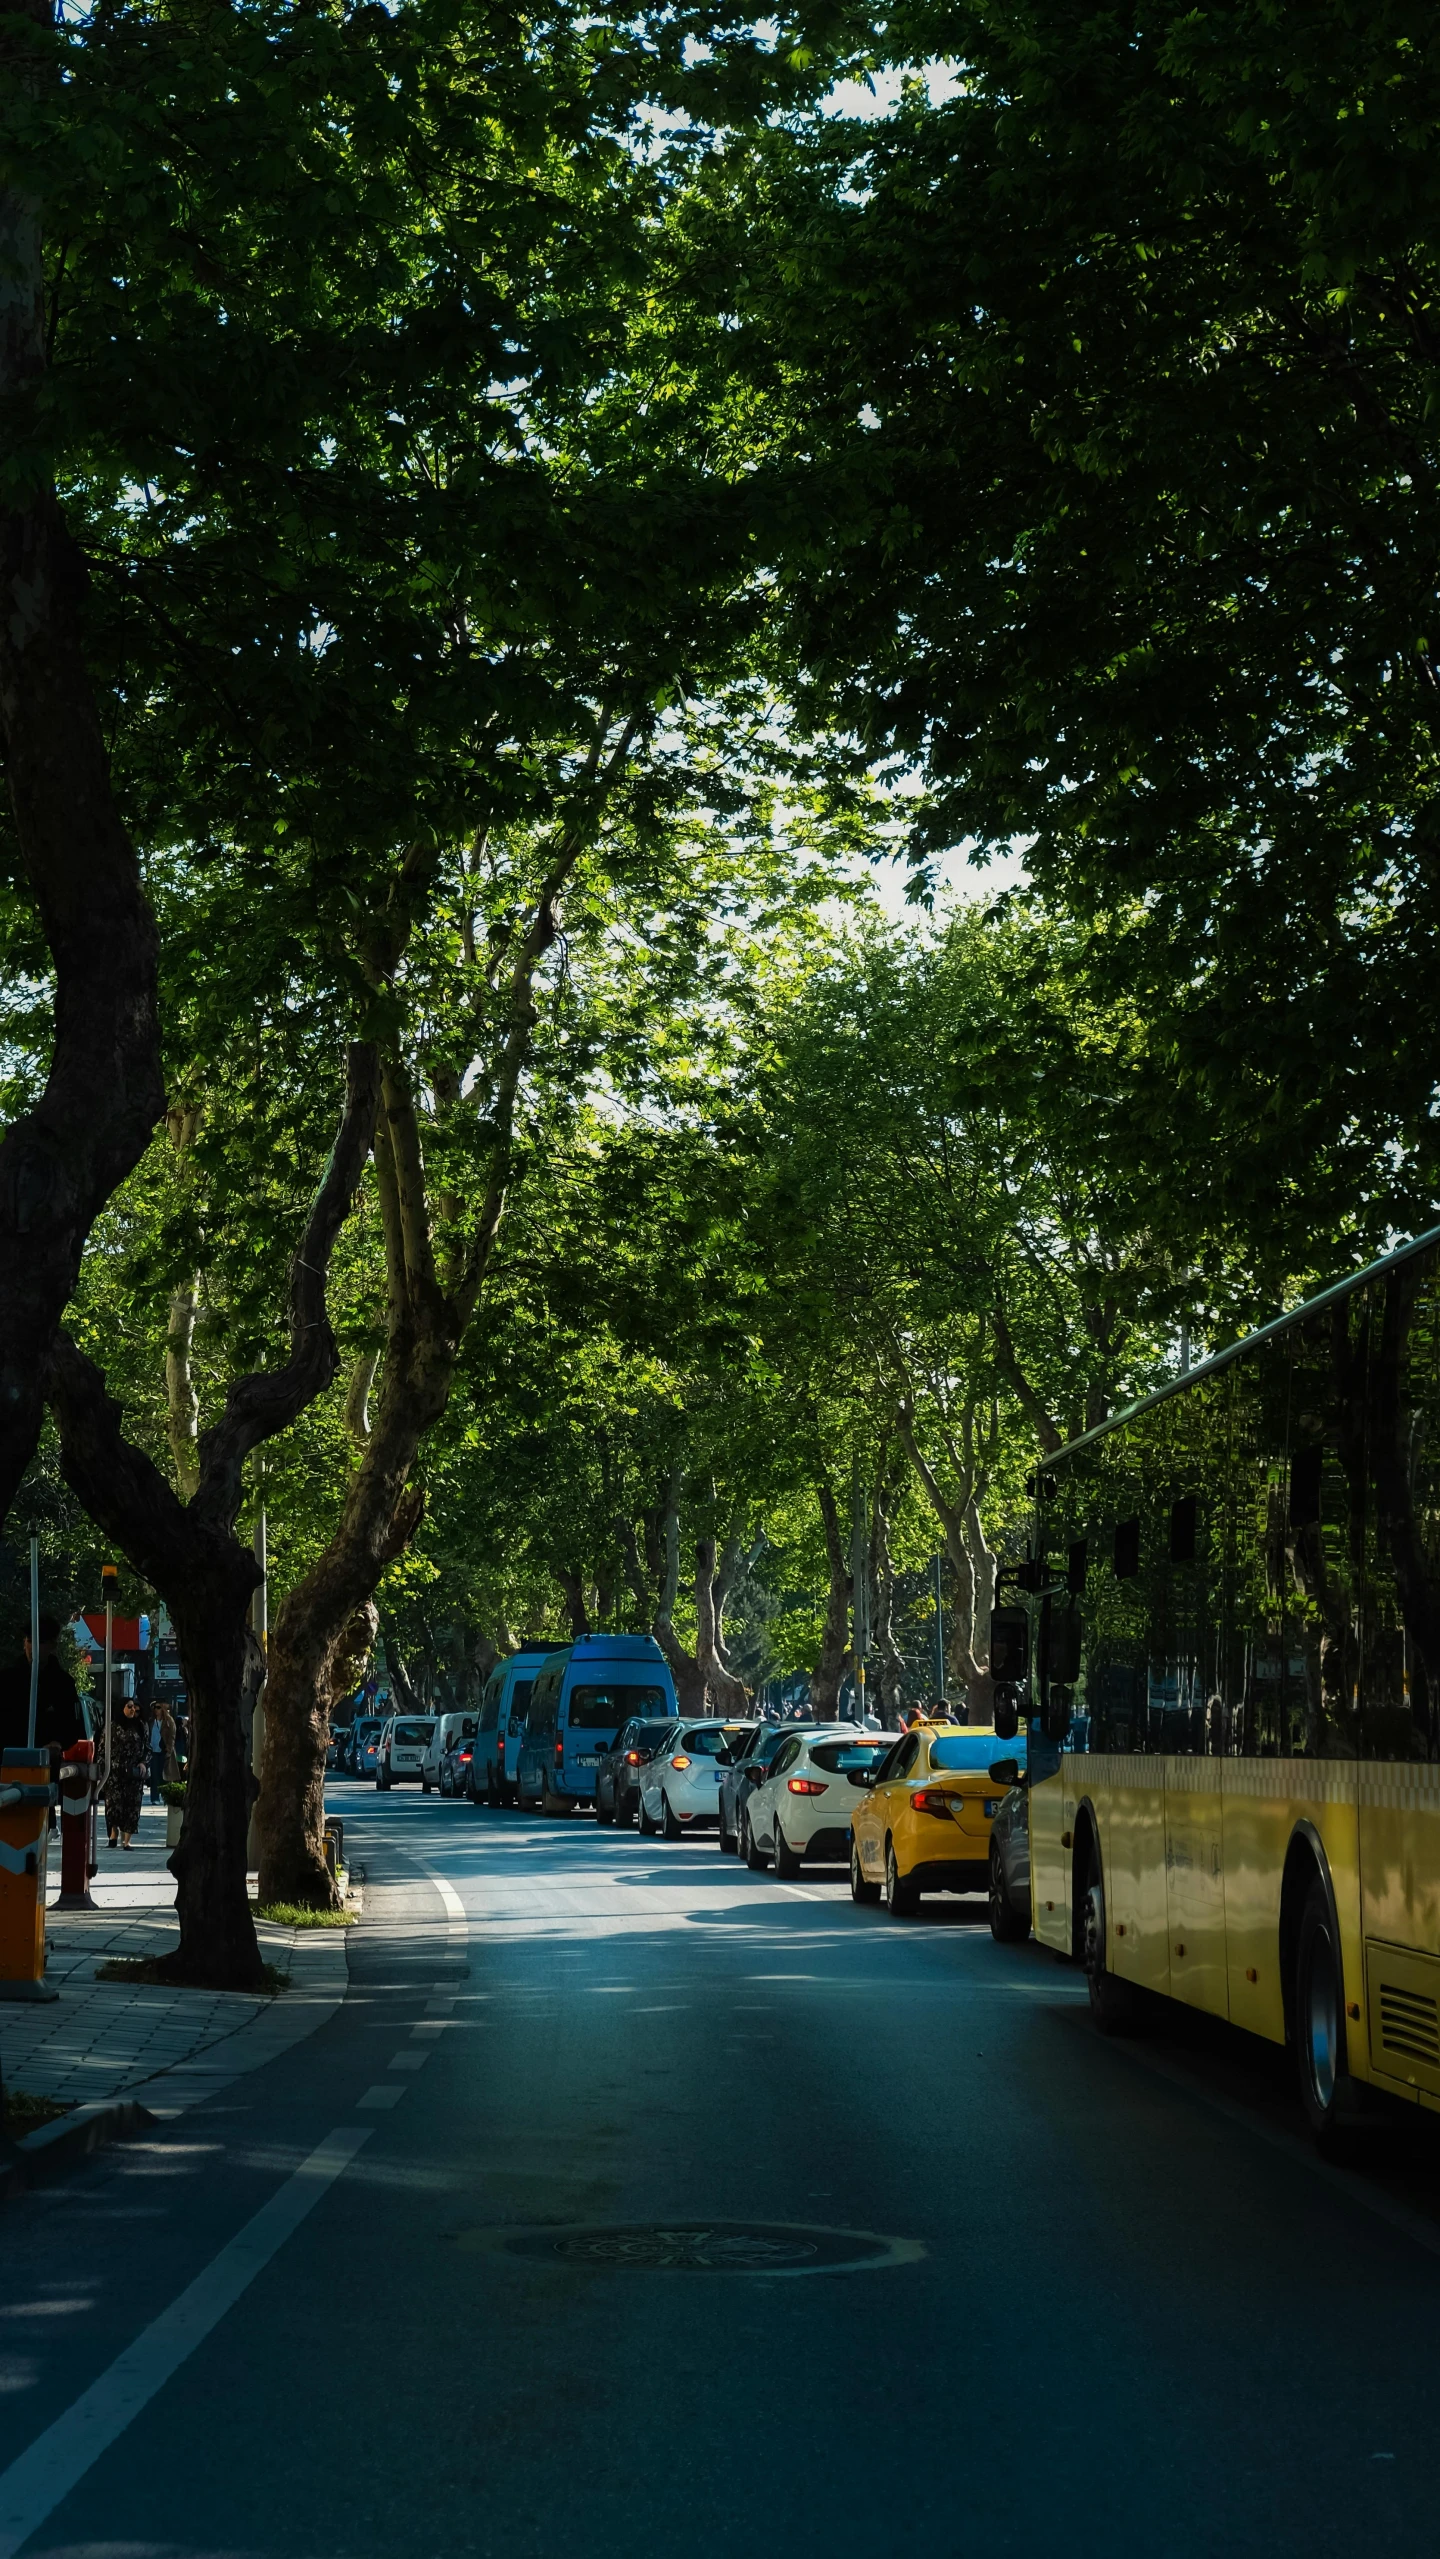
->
[[415, 1866, 467, 1926], [778, 1885, 820, 1902], [356, 2085, 404, 2110], [388, 2051, 428, 2071], [0, 2126, 371, 2559]]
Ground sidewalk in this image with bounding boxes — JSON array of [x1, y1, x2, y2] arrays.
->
[[2, 1802, 351, 2123]]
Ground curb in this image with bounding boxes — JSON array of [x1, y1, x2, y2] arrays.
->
[[1, 2099, 154, 2202]]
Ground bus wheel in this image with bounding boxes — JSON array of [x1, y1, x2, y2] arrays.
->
[[1295, 1879, 1366, 2160], [1082, 1873, 1143, 2035], [989, 1841, 1028, 1943]]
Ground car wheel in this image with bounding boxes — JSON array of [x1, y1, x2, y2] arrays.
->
[[1295, 1875, 1366, 2158], [662, 1792, 684, 1842], [595, 1786, 615, 1827], [989, 1840, 1029, 1943], [718, 1804, 736, 1853], [851, 1841, 880, 1904], [1082, 1868, 1144, 2035], [743, 1809, 766, 1870], [884, 1838, 918, 1917], [637, 1793, 657, 1837], [772, 1822, 801, 1879], [421, 1776, 432, 1794], [616, 1787, 636, 1830]]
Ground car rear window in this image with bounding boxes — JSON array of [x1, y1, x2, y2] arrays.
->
[[678, 1726, 747, 1758], [394, 1721, 435, 1746], [928, 1734, 1021, 1771], [566, 1682, 670, 1729], [506, 1681, 534, 1731], [809, 1740, 887, 1776]]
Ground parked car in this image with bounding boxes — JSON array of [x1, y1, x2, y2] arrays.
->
[[352, 1718, 384, 1780], [849, 1721, 1003, 1913], [470, 1647, 567, 1806], [516, 1635, 678, 1812], [440, 1731, 476, 1797], [986, 1746, 1031, 1941], [422, 1711, 476, 1793], [636, 1720, 754, 1839], [718, 1719, 798, 1854], [377, 1715, 437, 1788], [743, 1728, 888, 1876], [595, 1717, 685, 1826]]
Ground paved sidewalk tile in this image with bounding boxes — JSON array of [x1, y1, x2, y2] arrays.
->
[[0, 1802, 351, 2119]]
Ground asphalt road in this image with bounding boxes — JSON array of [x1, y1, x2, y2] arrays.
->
[[4, 1786, 1440, 2558]]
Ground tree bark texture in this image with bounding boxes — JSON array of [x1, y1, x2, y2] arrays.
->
[[695, 1535, 750, 1714], [894, 1399, 997, 1702], [810, 1480, 853, 1717], [0, 0, 164, 1516], [618, 1485, 708, 1711], [46, 1045, 379, 1978]]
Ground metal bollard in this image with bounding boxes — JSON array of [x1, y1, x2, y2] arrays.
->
[[56, 1739, 98, 1910], [0, 1751, 60, 2002]]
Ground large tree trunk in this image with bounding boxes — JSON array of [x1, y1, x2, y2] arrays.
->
[[619, 1485, 707, 1710], [696, 1535, 750, 1714], [47, 1045, 378, 1977], [810, 1481, 853, 1717], [0, 0, 164, 1516], [556, 1568, 591, 1638]]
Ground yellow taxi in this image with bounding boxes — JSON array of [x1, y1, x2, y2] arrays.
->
[[849, 1721, 1007, 1916]]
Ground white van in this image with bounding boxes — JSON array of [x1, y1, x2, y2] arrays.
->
[[377, 1715, 435, 1788], [421, 1711, 477, 1793]]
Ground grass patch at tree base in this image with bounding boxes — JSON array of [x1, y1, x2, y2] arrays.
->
[[95, 1956, 289, 1994], [255, 1902, 357, 1928], [4, 2089, 73, 2136]]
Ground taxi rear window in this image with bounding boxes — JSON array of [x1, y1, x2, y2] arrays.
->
[[929, 1735, 1024, 1771]]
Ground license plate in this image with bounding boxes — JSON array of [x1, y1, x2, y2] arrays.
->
[[576, 1755, 598, 1768], [983, 1798, 999, 1817]]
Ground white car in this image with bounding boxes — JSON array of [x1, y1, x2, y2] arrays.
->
[[377, 1715, 436, 1788], [744, 1728, 890, 1877], [636, 1721, 753, 1839], [421, 1710, 476, 1792]]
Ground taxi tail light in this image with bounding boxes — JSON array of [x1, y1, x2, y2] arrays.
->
[[670, 1754, 692, 1770], [787, 1777, 826, 1795], [912, 1788, 957, 1818]]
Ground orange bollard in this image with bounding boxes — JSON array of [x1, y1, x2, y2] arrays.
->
[[57, 1738, 97, 1910], [0, 1749, 59, 2002]]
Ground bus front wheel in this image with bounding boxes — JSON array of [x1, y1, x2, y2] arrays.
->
[[1082, 1873, 1143, 2035], [1295, 1879, 1366, 2161]]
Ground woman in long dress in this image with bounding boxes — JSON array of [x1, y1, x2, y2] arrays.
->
[[104, 1698, 148, 1849]]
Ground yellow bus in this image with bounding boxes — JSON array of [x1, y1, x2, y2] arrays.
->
[[1016, 1223, 1440, 2155]]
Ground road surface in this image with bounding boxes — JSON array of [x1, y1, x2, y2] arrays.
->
[[3, 1788, 1439, 2557]]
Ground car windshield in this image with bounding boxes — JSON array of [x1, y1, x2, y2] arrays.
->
[[809, 1740, 887, 1776], [566, 1682, 670, 1729], [678, 1726, 747, 1758], [928, 1734, 1017, 1771], [393, 1721, 434, 1746]]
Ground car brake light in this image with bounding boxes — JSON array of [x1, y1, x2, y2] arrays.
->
[[787, 1777, 826, 1795], [625, 1751, 641, 1764], [459, 1748, 472, 1760], [554, 1738, 564, 1762], [912, 1788, 956, 1817], [670, 1755, 692, 1770]]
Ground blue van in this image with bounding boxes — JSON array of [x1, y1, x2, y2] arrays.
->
[[470, 1645, 567, 1806], [516, 1634, 677, 1811]]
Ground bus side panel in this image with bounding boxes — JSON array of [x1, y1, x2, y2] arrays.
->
[[1030, 1765, 1069, 1951], [1096, 1758, 1170, 1995], [1162, 1755, 1226, 2015], [1359, 1766, 1440, 2098]]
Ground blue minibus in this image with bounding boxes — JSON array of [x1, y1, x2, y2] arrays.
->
[[516, 1634, 677, 1811]]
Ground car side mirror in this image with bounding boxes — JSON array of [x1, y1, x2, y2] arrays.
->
[[743, 1763, 765, 1782], [988, 1759, 1023, 1788], [852, 1769, 874, 1789]]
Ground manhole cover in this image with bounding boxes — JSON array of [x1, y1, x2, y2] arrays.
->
[[464, 2221, 923, 2276]]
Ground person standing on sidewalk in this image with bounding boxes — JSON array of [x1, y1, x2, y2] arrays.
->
[[104, 1698, 148, 1849], [148, 1710, 165, 1803], [0, 1615, 87, 1757]]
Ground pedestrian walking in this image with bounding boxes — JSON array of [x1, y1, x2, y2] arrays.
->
[[104, 1698, 148, 1849], [148, 1711, 165, 1803]]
